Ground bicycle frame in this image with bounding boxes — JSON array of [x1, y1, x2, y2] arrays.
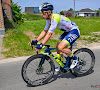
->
[[38, 46, 71, 69]]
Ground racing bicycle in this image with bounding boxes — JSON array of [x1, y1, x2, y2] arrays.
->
[[21, 42, 95, 86]]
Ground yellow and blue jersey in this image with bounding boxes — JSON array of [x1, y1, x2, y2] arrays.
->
[[44, 13, 80, 34]]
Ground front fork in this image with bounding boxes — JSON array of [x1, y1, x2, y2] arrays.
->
[[39, 55, 46, 69]]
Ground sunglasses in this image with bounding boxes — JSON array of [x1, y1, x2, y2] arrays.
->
[[41, 11, 48, 15]]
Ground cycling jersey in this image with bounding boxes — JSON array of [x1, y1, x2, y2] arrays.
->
[[44, 13, 80, 34]]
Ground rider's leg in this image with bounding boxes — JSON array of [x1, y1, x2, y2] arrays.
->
[[56, 32, 69, 58], [56, 41, 64, 58], [58, 29, 80, 69], [58, 41, 72, 57], [55, 41, 71, 72], [55, 41, 62, 72], [55, 41, 67, 72], [58, 40, 78, 69]]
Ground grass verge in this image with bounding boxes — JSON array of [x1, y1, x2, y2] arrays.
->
[[2, 17, 100, 58]]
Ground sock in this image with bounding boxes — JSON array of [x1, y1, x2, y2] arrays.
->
[[69, 53, 73, 57], [69, 53, 77, 60]]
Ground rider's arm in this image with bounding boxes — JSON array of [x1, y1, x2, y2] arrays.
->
[[41, 20, 58, 45], [48, 20, 58, 33], [37, 30, 48, 41], [37, 20, 50, 41], [41, 32, 52, 45]]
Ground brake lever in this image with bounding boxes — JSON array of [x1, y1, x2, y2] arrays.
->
[[31, 42, 38, 50], [31, 45, 38, 55]]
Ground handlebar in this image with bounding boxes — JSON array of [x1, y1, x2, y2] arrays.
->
[[39, 46, 49, 55], [31, 42, 49, 55]]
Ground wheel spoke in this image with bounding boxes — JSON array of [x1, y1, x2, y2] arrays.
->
[[72, 48, 95, 76], [21, 55, 54, 86]]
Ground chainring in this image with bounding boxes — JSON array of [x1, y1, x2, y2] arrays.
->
[[60, 63, 70, 73]]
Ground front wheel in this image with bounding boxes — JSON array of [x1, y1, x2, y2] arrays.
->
[[21, 54, 55, 86], [70, 48, 95, 77]]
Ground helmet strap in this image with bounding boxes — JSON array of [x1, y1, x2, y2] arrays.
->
[[46, 11, 52, 20]]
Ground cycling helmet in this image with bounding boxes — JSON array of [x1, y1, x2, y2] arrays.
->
[[39, 2, 54, 11]]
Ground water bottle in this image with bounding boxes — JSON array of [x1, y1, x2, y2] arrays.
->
[[56, 54, 63, 62]]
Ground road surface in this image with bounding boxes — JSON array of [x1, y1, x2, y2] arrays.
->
[[0, 49, 100, 90]]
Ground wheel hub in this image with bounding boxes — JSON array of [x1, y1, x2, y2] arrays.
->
[[36, 68, 43, 75]]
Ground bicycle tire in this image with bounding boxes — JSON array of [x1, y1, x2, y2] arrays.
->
[[70, 48, 95, 77], [21, 54, 55, 86]]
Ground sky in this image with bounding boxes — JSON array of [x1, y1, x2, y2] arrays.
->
[[12, 0, 100, 13]]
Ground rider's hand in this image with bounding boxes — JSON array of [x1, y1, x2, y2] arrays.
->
[[35, 43, 43, 52], [29, 40, 38, 46]]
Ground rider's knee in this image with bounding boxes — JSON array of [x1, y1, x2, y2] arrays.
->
[[58, 45, 63, 51], [58, 43, 69, 52]]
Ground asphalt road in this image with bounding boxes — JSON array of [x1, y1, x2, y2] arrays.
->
[[0, 49, 100, 90]]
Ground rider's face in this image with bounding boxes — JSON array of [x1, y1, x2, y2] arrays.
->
[[41, 11, 48, 19]]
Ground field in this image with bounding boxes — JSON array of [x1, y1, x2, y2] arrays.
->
[[2, 14, 100, 58]]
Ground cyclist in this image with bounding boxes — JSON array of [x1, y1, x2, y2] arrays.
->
[[30, 2, 80, 70]]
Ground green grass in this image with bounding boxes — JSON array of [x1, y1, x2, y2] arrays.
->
[[2, 16, 100, 58], [2, 30, 33, 57], [2, 20, 57, 58], [16, 20, 46, 35], [70, 17, 100, 35], [23, 13, 43, 21], [79, 37, 98, 43]]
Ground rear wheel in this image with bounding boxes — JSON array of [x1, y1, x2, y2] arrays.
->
[[21, 54, 55, 86], [70, 48, 95, 77]]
